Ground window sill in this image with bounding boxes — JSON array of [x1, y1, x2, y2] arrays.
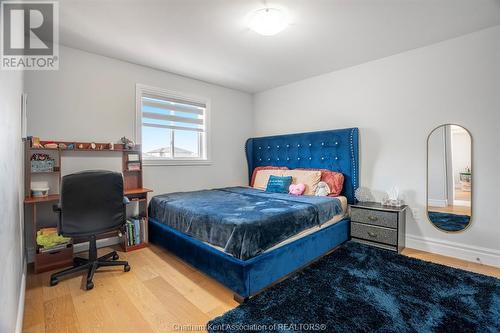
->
[[143, 159, 212, 166]]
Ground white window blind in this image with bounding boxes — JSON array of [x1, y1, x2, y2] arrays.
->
[[138, 87, 209, 163]]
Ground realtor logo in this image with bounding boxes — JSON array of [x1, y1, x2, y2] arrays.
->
[[1, 1, 59, 70]]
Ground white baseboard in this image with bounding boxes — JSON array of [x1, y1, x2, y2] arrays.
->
[[427, 199, 447, 207], [15, 260, 27, 333], [406, 234, 500, 268], [453, 200, 471, 207], [73, 236, 120, 254]]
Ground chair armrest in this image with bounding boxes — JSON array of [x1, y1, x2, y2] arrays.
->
[[52, 203, 61, 212], [52, 203, 62, 233]]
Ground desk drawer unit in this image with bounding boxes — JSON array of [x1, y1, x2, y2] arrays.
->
[[351, 208, 397, 228], [351, 222, 397, 246]]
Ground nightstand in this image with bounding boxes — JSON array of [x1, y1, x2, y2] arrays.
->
[[349, 202, 407, 253]]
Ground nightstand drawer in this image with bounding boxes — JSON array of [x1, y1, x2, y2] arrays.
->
[[351, 207, 398, 228], [351, 222, 397, 246]]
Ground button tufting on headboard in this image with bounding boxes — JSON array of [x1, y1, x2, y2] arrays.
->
[[245, 128, 359, 203]]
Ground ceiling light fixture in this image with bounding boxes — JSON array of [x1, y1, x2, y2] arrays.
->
[[248, 8, 289, 36]]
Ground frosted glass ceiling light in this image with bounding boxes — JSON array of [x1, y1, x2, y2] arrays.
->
[[248, 8, 289, 36]]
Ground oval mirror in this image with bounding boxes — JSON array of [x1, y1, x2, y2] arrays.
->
[[427, 125, 472, 232]]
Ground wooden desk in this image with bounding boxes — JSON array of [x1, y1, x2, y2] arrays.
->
[[24, 139, 153, 273]]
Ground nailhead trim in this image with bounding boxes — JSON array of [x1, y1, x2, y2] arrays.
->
[[247, 128, 358, 201]]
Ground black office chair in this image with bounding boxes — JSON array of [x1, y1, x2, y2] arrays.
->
[[50, 170, 130, 290]]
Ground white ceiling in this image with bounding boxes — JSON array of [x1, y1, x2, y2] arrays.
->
[[59, 0, 500, 93]]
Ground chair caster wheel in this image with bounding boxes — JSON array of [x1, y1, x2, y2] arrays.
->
[[112, 253, 119, 260], [50, 278, 58, 287], [124, 264, 131, 272], [86, 281, 94, 290]]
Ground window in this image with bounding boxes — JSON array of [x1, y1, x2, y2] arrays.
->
[[136, 84, 210, 165]]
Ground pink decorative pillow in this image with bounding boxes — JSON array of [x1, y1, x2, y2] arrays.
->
[[289, 183, 305, 196], [296, 168, 344, 196], [250, 166, 288, 187]]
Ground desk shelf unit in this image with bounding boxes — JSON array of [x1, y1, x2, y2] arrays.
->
[[24, 139, 153, 273]]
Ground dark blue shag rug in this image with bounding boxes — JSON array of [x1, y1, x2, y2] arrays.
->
[[208, 242, 500, 333], [428, 211, 471, 232]]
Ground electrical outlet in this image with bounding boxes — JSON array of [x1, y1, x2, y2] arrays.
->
[[411, 208, 419, 219]]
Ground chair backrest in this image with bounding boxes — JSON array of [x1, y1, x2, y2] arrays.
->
[[60, 170, 125, 237]]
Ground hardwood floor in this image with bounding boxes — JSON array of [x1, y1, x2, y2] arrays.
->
[[428, 204, 471, 215], [401, 248, 500, 278], [455, 189, 471, 201], [23, 245, 238, 333], [23, 244, 500, 333]]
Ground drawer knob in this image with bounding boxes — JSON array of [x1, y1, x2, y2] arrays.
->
[[367, 231, 377, 238], [368, 215, 378, 221]]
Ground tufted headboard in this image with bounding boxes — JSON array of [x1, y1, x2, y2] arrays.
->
[[245, 128, 359, 204]]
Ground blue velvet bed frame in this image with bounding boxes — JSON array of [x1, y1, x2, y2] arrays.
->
[[148, 128, 359, 300]]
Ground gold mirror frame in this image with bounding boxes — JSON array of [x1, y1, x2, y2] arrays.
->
[[426, 124, 473, 233]]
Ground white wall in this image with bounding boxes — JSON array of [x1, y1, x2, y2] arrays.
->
[[254, 26, 500, 266], [0, 71, 25, 333], [25, 46, 254, 195]]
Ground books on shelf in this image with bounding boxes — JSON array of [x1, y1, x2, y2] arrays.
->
[[127, 153, 140, 162], [127, 162, 141, 171], [125, 217, 147, 246]]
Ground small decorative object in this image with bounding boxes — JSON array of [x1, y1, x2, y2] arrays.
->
[[459, 166, 472, 192], [31, 181, 50, 197], [67, 143, 74, 150], [43, 142, 58, 149], [31, 136, 42, 148], [98, 144, 103, 150], [289, 183, 306, 196], [383, 186, 404, 207], [78, 143, 84, 149], [315, 181, 331, 196], [58, 143, 67, 150], [90, 142, 96, 150], [30, 153, 54, 172], [109, 142, 114, 150], [354, 187, 373, 202], [31, 153, 50, 161], [121, 136, 135, 150]]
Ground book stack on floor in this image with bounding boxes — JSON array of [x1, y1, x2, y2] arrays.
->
[[36, 227, 72, 252], [126, 217, 147, 246]]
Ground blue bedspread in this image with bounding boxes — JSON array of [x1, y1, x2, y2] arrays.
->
[[149, 186, 342, 260]]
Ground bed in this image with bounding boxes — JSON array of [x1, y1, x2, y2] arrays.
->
[[148, 127, 359, 301]]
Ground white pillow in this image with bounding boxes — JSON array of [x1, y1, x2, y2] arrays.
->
[[281, 170, 322, 195], [253, 169, 285, 190]]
